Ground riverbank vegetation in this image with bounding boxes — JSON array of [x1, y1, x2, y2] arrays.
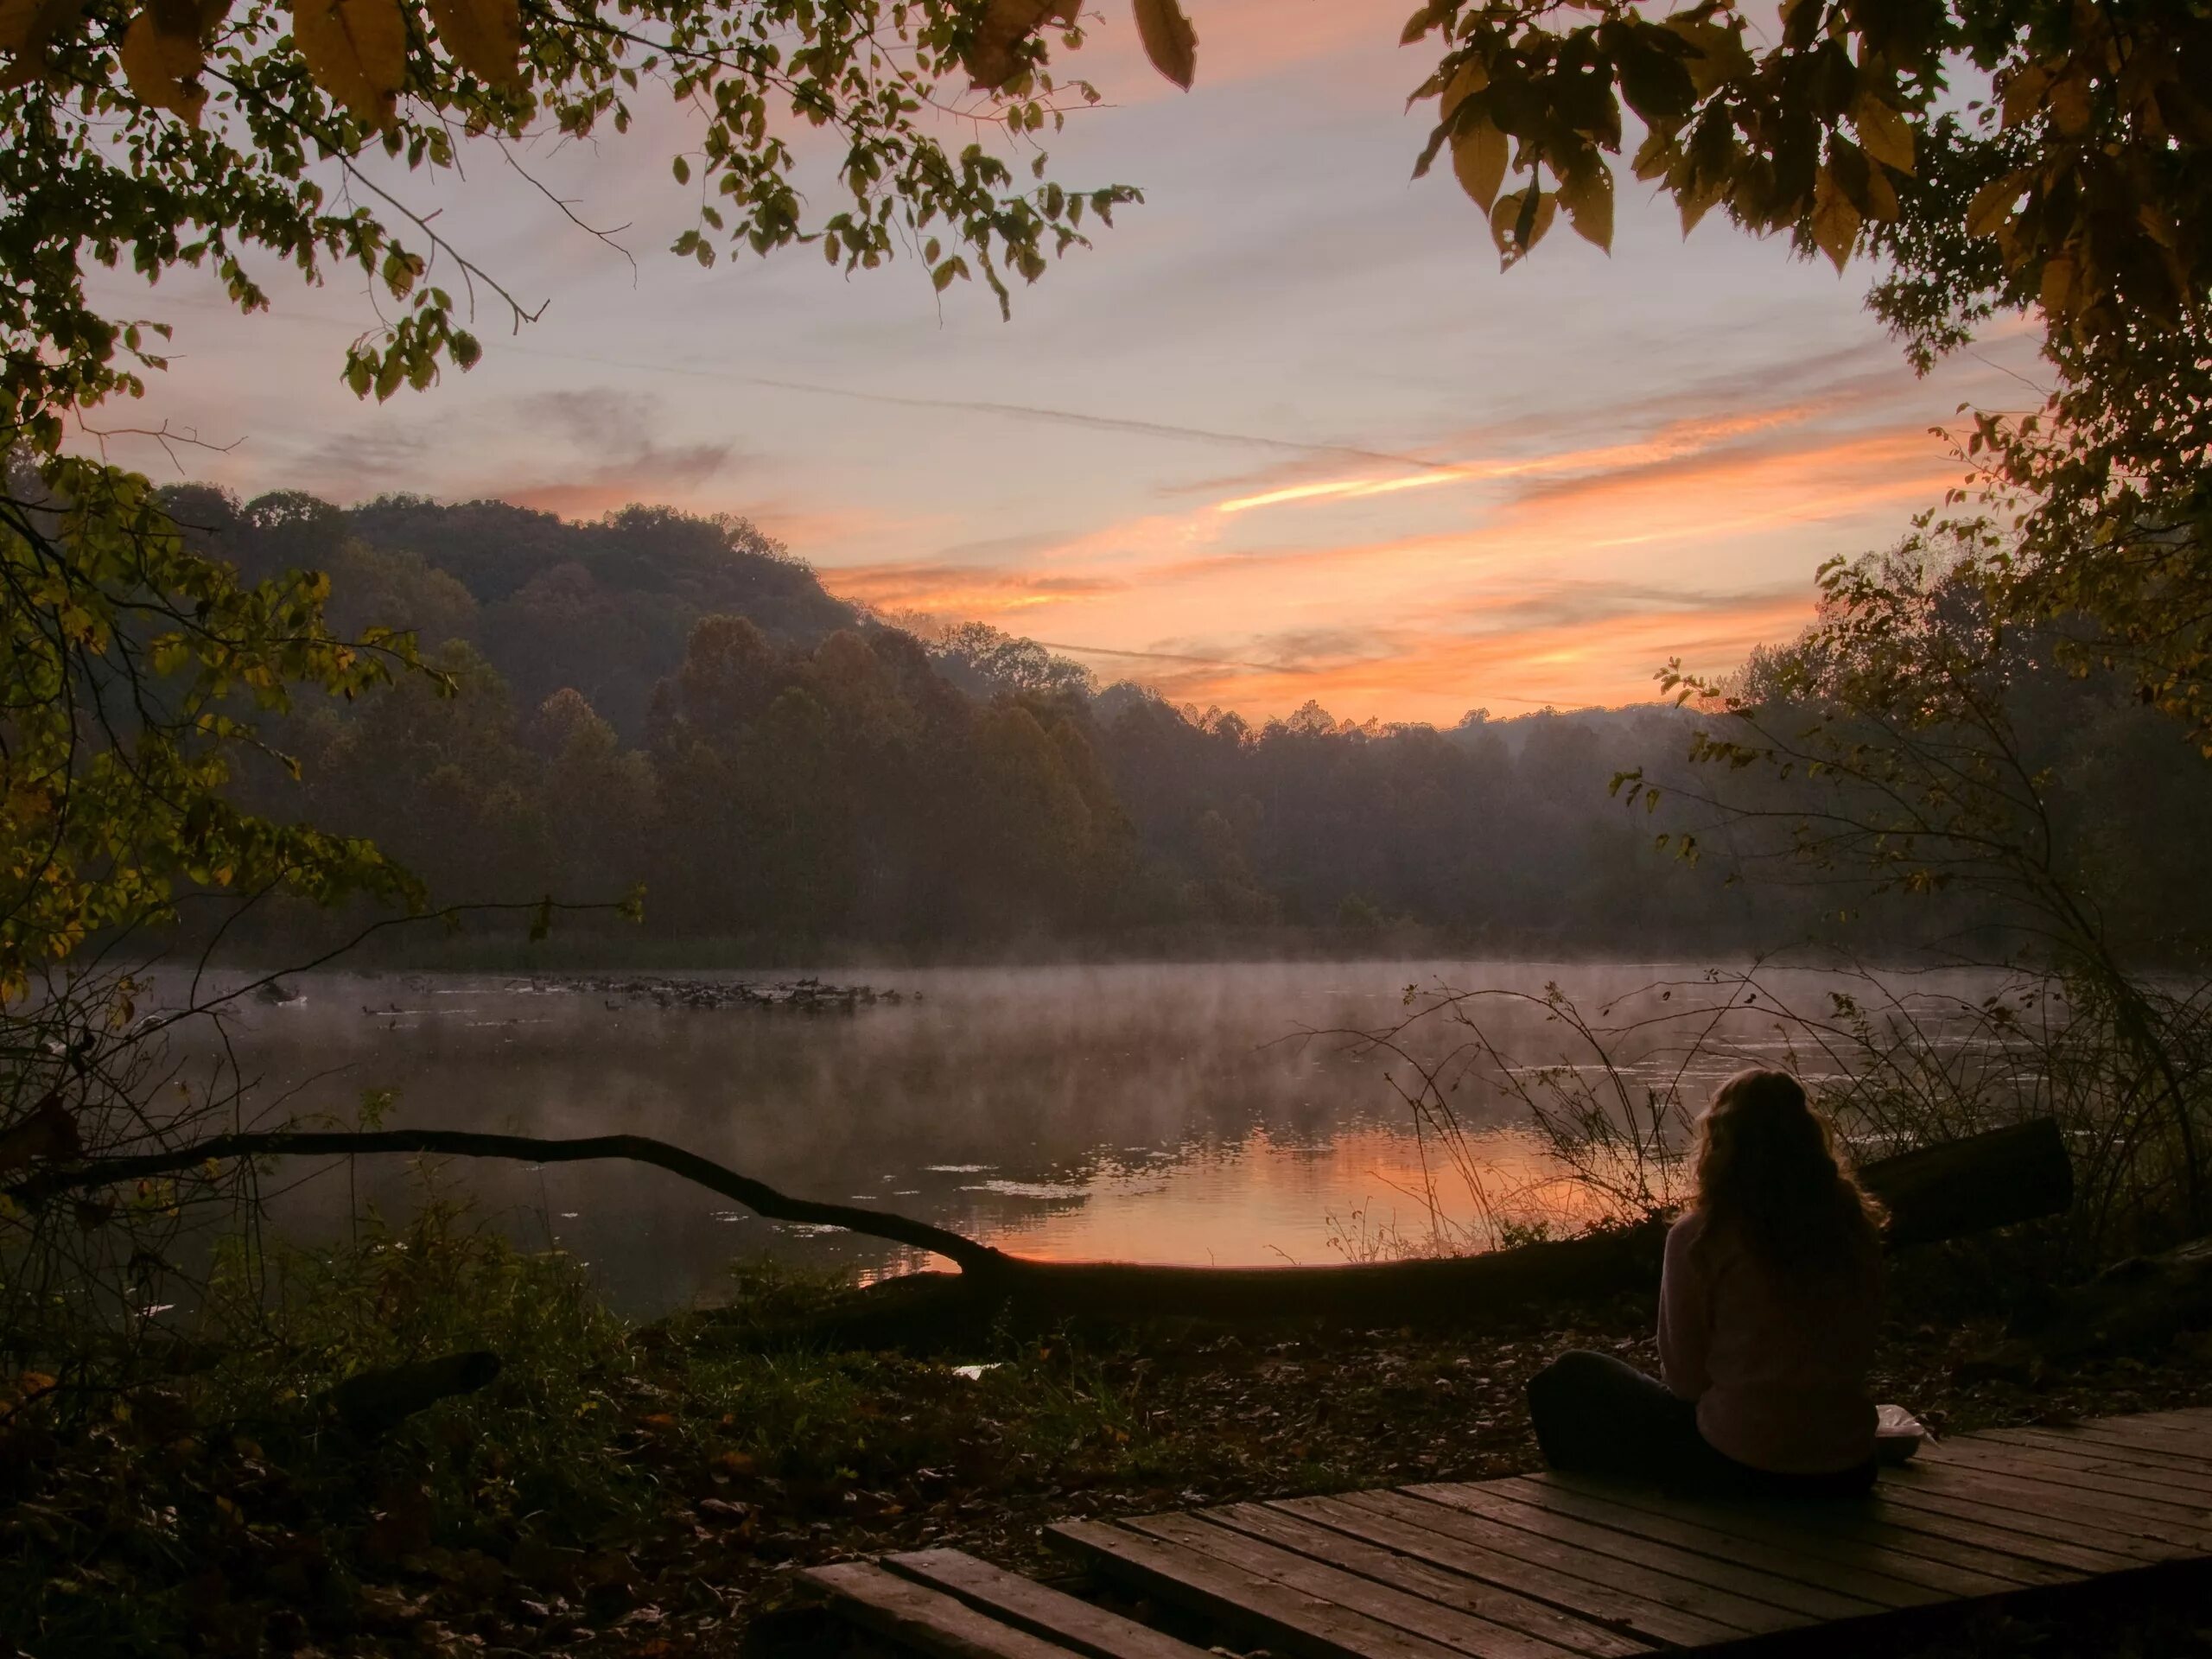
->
[[7, 1201, 2212, 1659]]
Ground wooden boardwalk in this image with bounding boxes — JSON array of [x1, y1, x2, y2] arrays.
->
[[804, 1408, 2212, 1657]]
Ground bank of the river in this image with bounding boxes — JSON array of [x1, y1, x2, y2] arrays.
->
[[6, 1227, 2212, 1659]]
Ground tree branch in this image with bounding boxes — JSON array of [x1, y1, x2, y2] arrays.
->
[[8, 1128, 1010, 1274]]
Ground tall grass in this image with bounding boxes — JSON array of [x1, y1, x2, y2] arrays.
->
[[1322, 959, 2212, 1263]]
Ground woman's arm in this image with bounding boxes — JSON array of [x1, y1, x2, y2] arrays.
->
[[1657, 1212, 1711, 1400]]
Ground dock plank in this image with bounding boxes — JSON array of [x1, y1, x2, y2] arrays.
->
[[1875, 1469, 2187, 1561], [1982, 1427, 2212, 1494], [1535, 1471, 2076, 1592], [1887, 1459, 2212, 1551], [802, 1561, 1089, 1659], [1201, 1501, 1651, 1659], [1394, 1486, 1805, 1637], [1924, 1434, 2212, 1511], [882, 1548, 1214, 1659], [1418, 1477, 1887, 1622], [1123, 1512, 1586, 1659], [1498, 1475, 1977, 1605], [814, 1408, 2212, 1659], [1048, 1518, 1475, 1659], [1282, 1491, 1742, 1651]]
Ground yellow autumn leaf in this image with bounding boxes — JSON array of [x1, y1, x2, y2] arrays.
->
[[1491, 187, 1557, 267], [1661, 16, 1751, 98], [1451, 116, 1508, 213], [1439, 56, 1486, 118], [1852, 95, 1914, 175], [1808, 170, 1861, 271], [1964, 174, 2025, 238], [0, 0, 80, 57], [1680, 186, 1719, 238], [1556, 164, 1613, 252], [2046, 63, 2092, 136], [425, 0, 518, 86], [963, 0, 1058, 90], [1999, 60, 2052, 129], [1132, 0, 1195, 91], [291, 0, 406, 128], [2040, 253, 2078, 321], [1861, 162, 1899, 224], [120, 0, 207, 123]]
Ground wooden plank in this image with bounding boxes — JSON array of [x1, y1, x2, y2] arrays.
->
[[2100, 1408, 2212, 1437], [1502, 1475, 1979, 1605], [1394, 1485, 1806, 1638], [1925, 1435, 2212, 1512], [1282, 1492, 1745, 1652], [801, 1561, 1085, 1659], [2049, 1415, 2212, 1465], [1125, 1512, 1586, 1659], [1200, 1502, 1650, 1659], [883, 1548, 1214, 1659], [1534, 1471, 2071, 1593], [1997, 1421, 2212, 1471], [1889, 1457, 2212, 1549], [1850, 1491, 2143, 1577], [1874, 1469, 2184, 1562], [1427, 1477, 1889, 1622], [1983, 1427, 2212, 1493], [1048, 1518, 1473, 1659]]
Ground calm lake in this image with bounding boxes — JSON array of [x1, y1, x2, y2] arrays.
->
[[192, 959, 2005, 1314]]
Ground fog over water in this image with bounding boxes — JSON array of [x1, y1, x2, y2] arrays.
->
[[186, 960, 2008, 1314]]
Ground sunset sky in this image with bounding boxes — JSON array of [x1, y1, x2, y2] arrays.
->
[[86, 0, 2041, 725]]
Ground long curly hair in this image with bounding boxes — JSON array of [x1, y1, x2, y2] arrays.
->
[[1693, 1068, 1884, 1276]]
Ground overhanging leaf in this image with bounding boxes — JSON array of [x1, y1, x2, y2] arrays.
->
[[425, 0, 519, 87], [1965, 173, 2026, 238], [1132, 0, 1196, 90], [1557, 164, 1614, 251], [1451, 116, 1508, 213], [964, 0, 1059, 91], [1660, 16, 1752, 98], [291, 0, 407, 128], [120, 0, 207, 123], [1852, 95, 1915, 175], [1808, 169, 1861, 271], [1491, 187, 1557, 267], [0, 0, 83, 59]]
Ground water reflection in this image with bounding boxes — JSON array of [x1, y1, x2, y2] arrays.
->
[[180, 960, 2005, 1314]]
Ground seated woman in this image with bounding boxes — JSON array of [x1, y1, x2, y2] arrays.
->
[[1526, 1067, 1883, 1497]]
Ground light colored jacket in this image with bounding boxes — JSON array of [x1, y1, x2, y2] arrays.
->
[[1658, 1207, 1880, 1474]]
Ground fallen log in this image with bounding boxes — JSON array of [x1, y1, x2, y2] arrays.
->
[[321, 1350, 503, 1440], [8, 1116, 2071, 1338], [789, 1117, 2075, 1340]]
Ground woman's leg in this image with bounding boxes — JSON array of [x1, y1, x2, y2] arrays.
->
[[1524, 1350, 1707, 1482]]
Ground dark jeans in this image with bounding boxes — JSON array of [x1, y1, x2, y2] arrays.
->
[[1526, 1351, 1877, 1498]]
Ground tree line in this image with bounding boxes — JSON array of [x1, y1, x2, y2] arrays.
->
[[162, 486, 2212, 963]]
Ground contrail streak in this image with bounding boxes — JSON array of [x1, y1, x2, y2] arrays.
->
[[117, 293, 1454, 473]]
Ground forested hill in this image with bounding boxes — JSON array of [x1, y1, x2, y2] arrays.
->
[[165, 488, 861, 741], [167, 489, 2212, 960]]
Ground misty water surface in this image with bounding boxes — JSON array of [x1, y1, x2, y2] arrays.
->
[[189, 960, 2004, 1314]]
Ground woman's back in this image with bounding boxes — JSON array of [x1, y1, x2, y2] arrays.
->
[[1661, 1208, 1881, 1474]]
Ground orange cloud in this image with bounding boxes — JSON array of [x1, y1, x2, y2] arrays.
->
[[828, 561, 1129, 619], [1103, 589, 1816, 722]]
